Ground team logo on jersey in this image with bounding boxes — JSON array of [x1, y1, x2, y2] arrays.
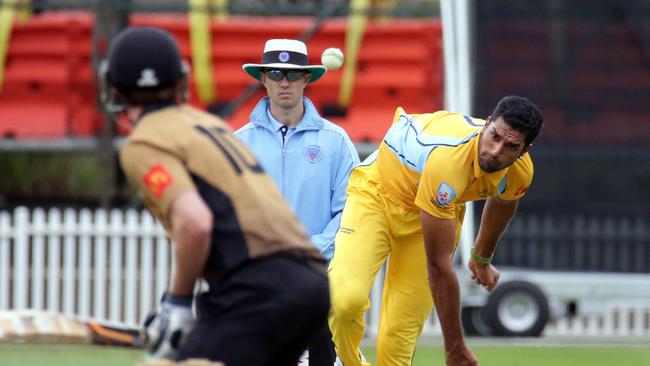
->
[[143, 164, 173, 198], [304, 145, 323, 163], [136, 68, 160, 87], [432, 181, 456, 209]]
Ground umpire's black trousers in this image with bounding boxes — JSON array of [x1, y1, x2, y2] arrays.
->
[[177, 254, 330, 366]]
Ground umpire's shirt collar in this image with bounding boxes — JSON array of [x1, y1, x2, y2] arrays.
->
[[250, 97, 323, 133]]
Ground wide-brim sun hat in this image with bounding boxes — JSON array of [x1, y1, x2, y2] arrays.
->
[[242, 39, 327, 83]]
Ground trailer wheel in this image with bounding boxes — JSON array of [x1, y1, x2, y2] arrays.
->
[[484, 281, 549, 337], [461, 306, 493, 336]]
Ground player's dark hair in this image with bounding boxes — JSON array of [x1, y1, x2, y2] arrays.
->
[[490, 96, 544, 145], [118, 86, 178, 105]]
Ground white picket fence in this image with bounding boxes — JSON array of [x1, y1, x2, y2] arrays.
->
[[0, 207, 170, 327], [0, 207, 649, 338]]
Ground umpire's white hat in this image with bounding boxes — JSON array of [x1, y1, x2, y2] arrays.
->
[[242, 39, 327, 83]]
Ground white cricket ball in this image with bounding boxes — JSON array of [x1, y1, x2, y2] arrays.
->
[[321, 47, 344, 70]]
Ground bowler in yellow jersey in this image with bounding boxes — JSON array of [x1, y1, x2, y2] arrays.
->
[[329, 96, 544, 366]]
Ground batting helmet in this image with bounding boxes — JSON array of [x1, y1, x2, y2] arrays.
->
[[99, 26, 189, 112]]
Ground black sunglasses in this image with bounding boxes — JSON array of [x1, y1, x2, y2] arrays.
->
[[264, 69, 308, 82]]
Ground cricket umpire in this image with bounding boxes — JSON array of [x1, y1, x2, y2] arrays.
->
[[100, 26, 330, 366]]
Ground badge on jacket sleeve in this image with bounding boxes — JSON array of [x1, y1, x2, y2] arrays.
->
[[304, 145, 324, 164], [433, 181, 456, 208], [143, 163, 174, 198]]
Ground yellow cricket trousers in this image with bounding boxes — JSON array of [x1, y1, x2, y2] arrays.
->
[[328, 164, 433, 366]]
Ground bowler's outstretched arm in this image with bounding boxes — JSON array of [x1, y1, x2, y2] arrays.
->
[[420, 210, 477, 366]]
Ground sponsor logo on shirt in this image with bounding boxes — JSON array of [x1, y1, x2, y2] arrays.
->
[[514, 186, 529, 196], [143, 163, 173, 198], [431, 181, 456, 209], [304, 145, 324, 164], [339, 227, 355, 234]]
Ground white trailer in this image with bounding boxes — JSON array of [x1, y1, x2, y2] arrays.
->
[[456, 249, 650, 337]]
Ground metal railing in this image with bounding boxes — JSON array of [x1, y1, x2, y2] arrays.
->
[[4, 0, 441, 17], [497, 214, 650, 273]]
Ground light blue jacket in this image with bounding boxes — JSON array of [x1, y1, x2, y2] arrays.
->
[[235, 97, 359, 260]]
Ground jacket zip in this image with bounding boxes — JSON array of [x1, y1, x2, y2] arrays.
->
[[280, 125, 289, 197]]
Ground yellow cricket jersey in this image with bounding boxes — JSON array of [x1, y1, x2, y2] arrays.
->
[[373, 107, 534, 220]]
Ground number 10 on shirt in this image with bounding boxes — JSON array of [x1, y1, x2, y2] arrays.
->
[[196, 125, 264, 174]]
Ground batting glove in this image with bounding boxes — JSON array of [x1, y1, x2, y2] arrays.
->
[[143, 292, 195, 361]]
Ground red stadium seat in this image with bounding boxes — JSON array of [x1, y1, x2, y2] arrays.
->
[[0, 102, 67, 138], [0, 11, 97, 138], [130, 14, 444, 143], [1, 12, 443, 143]]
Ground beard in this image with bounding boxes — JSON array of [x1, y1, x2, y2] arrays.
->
[[478, 154, 503, 173]]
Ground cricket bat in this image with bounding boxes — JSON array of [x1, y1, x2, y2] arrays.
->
[[0, 309, 145, 348]]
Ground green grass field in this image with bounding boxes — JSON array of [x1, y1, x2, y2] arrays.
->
[[1, 342, 649, 366], [362, 345, 650, 366]]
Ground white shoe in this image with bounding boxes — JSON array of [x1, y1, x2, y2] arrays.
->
[[298, 350, 309, 365]]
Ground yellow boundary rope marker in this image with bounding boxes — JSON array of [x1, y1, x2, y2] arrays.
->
[[338, 0, 369, 108], [17, 0, 30, 22], [189, 0, 215, 103], [0, 0, 19, 94], [211, 0, 228, 22]]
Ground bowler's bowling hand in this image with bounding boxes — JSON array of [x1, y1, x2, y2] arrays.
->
[[143, 292, 195, 361], [445, 342, 478, 366], [468, 260, 501, 291]]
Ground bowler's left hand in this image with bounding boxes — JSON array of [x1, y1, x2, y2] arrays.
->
[[468, 260, 500, 291]]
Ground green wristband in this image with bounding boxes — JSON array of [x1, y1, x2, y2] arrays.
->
[[470, 247, 493, 264]]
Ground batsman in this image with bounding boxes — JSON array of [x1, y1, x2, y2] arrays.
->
[[100, 26, 330, 366]]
